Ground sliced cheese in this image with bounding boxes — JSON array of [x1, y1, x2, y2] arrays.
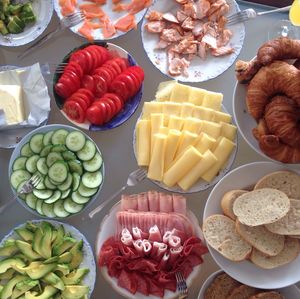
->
[[192, 106, 214, 121], [201, 137, 236, 182], [178, 150, 218, 190], [150, 113, 164, 153], [162, 102, 182, 117], [142, 102, 163, 119], [136, 120, 151, 166], [202, 91, 223, 111], [169, 82, 191, 102], [220, 122, 237, 141], [176, 130, 198, 157], [155, 80, 176, 101], [201, 120, 221, 139], [168, 115, 184, 131], [195, 132, 216, 154], [164, 129, 182, 171], [147, 133, 167, 181], [213, 111, 232, 123], [188, 86, 207, 106], [182, 117, 203, 134], [0, 85, 25, 125], [159, 126, 169, 135], [180, 102, 194, 118]]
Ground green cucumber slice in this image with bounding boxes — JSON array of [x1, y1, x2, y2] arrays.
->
[[62, 151, 76, 161], [57, 173, 72, 191], [52, 145, 67, 153], [48, 161, 68, 183], [83, 152, 103, 172], [76, 140, 96, 161], [36, 199, 44, 216], [42, 203, 56, 218], [66, 131, 86, 152], [40, 145, 53, 157], [72, 173, 80, 192], [44, 176, 56, 190], [25, 155, 39, 173], [20, 143, 34, 157], [61, 189, 71, 199], [63, 198, 84, 214], [46, 152, 63, 167], [10, 170, 31, 189], [43, 131, 54, 146], [29, 133, 44, 154], [82, 171, 102, 189], [12, 156, 27, 171], [51, 129, 69, 145], [25, 193, 38, 209], [68, 160, 83, 176], [71, 191, 90, 204], [36, 157, 48, 175], [78, 183, 98, 197], [16, 180, 27, 200], [33, 189, 53, 200], [44, 190, 61, 204], [53, 200, 70, 218]]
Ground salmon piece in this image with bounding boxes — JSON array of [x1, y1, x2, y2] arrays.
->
[[78, 21, 94, 41], [87, 21, 103, 29], [79, 3, 105, 19], [146, 10, 163, 21], [197, 41, 207, 59], [202, 33, 217, 49], [87, 0, 107, 4], [113, 0, 122, 3], [162, 12, 179, 23], [161, 28, 182, 42], [144, 21, 166, 33], [195, 0, 210, 19], [183, 3, 197, 19], [211, 46, 234, 56], [217, 28, 232, 47], [114, 0, 152, 14], [59, 0, 76, 16], [102, 16, 116, 38], [181, 16, 195, 30], [114, 14, 137, 32], [175, 0, 189, 4], [155, 39, 170, 49], [192, 20, 204, 36], [176, 10, 187, 22], [169, 57, 190, 77]]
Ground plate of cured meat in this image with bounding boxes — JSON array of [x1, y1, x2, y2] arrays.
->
[[141, 0, 245, 82], [96, 190, 208, 298], [233, 37, 300, 164], [54, 0, 151, 41]]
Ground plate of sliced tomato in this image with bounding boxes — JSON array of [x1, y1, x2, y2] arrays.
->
[[53, 42, 144, 131]]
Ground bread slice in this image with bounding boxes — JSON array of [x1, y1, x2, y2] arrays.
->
[[290, 235, 300, 239], [221, 190, 249, 220], [250, 237, 300, 269], [236, 221, 284, 256], [203, 215, 252, 262], [204, 272, 241, 299], [254, 170, 300, 199], [265, 199, 300, 235], [232, 188, 290, 226], [249, 291, 284, 299], [227, 284, 259, 299]]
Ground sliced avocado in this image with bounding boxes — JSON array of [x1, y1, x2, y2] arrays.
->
[[12, 279, 39, 299], [61, 286, 89, 299], [44, 257, 58, 265], [25, 262, 57, 280], [0, 240, 19, 256], [15, 228, 34, 242], [69, 241, 83, 270], [57, 252, 72, 264], [43, 273, 65, 291], [25, 223, 38, 233], [0, 258, 25, 274], [13, 254, 29, 264], [15, 240, 41, 261], [0, 268, 15, 280], [24, 285, 58, 299], [39, 223, 52, 259], [32, 228, 43, 257], [0, 20, 8, 35], [51, 230, 57, 243], [7, 4, 22, 15], [1, 274, 27, 299], [52, 226, 64, 249], [61, 268, 89, 285], [54, 264, 70, 277], [7, 16, 23, 33], [52, 237, 76, 257], [0, 285, 3, 294]]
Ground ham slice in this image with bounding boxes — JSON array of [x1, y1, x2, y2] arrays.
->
[[148, 190, 160, 212], [159, 252, 169, 270], [132, 227, 148, 240], [169, 246, 183, 264], [133, 239, 144, 255], [172, 194, 186, 215], [151, 242, 168, 261], [121, 228, 133, 246], [163, 230, 173, 244], [149, 225, 162, 242], [168, 235, 181, 248], [121, 194, 138, 211], [159, 193, 173, 213], [142, 239, 152, 255], [138, 192, 149, 211]]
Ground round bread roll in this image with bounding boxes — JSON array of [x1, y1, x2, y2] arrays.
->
[[249, 291, 284, 299], [227, 284, 259, 299]]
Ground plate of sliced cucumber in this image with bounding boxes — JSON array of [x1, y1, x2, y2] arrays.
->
[[8, 124, 104, 218]]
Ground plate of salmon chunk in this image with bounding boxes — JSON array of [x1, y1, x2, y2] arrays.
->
[[141, 0, 245, 82], [54, 0, 151, 40], [96, 191, 208, 298]]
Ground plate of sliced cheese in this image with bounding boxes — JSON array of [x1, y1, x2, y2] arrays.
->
[[134, 80, 238, 193]]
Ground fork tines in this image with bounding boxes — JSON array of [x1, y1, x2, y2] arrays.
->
[[30, 174, 42, 187], [175, 272, 188, 294], [227, 11, 249, 25]]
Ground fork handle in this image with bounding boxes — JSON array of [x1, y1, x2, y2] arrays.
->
[[0, 194, 18, 214], [88, 185, 127, 219], [258, 5, 291, 16]]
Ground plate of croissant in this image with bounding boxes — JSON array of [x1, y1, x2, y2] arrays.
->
[[233, 37, 300, 164]]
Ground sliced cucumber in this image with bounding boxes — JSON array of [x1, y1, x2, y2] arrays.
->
[[72, 173, 80, 192], [12, 156, 27, 171], [33, 189, 53, 200], [37, 157, 48, 175], [42, 203, 56, 218], [10, 169, 31, 189], [83, 152, 103, 172], [44, 176, 56, 190], [36, 199, 44, 216], [16, 180, 27, 200], [25, 155, 39, 174], [71, 191, 90, 205], [68, 160, 83, 176], [52, 145, 67, 153], [61, 189, 71, 199], [66, 131, 86, 152], [54, 200, 70, 218], [57, 173, 72, 191], [43, 131, 54, 146], [25, 193, 38, 209], [46, 152, 63, 167], [20, 143, 33, 157], [63, 198, 84, 214], [78, 183, 98, 197], [82, 171, 102, 189], [76, 140, 96, 161], [51, 129, 69, 145], [48, 161, 68, 183], [40, 144, 52, 157], [29, 133, 44, 154], [62, 151, 76, 161], [44, 190, 61, 204], [34, 178, 46, 190]]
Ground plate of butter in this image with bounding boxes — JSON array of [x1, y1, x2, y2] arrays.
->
[[0, 64, 51, 148]]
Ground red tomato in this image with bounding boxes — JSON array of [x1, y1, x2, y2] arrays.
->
[[55, 82, 72, 99], [61, 71, 81, 90], [104, 93, 124, 112], [93, 100, 107, 119], [109, 80, 129, 102], [103, 63, 119, 78], [84, 46, 100, 70], [86, 105, 105, 125], [115, 73, 136, 97], [63, 101, 85, 123], [93, 46, 109, 65], [70, 92, 92, 107], [67, 96, 89, 111], [127, 66, 145, 81], [114, 57, 129, 71], [105, 59, 122, 75], [101, 96, 117, 116], [64, 61, 84, 78], [76, 88, 94, 100], [93, 67, 113, 84], [95, 99, 113, 123], [93, 75, 108, 97], [82, 49, 94, 74], [125, 71, 140, 91], [81, 75, 95, 93], [70, 50, 88, 73]]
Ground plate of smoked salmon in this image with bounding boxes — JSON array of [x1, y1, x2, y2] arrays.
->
[[141, 0, 245, 82], [54, 0, 151, 41], [96, 191, 208, 298]]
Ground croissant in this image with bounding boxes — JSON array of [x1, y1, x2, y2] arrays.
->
[[264, 96, 300, 148], [258, 135, 300, 164], [235, 58, 261, 83], [247, 61, 300, 120], [252, 119, 270, 141]]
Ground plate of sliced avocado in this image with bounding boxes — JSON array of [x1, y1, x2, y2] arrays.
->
[[0, 0, 54, 47], [0, 220, 96, 298]]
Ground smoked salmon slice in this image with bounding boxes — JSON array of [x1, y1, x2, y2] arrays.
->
[[78, 21, 94, 41], [87, 0, 107, 4], [79, 3, 105, 19], [59, 0, 76, 16], [102, 16, 116, 39], [114, 14, 137, 32], [113, 0, 152, 14]]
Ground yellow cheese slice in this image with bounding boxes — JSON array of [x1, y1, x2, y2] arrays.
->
[[163, 146, 202, 187], [168, 115, 184, 131], [178, 150, 218, 190], [164, 129, 182, 171], [180, 103, 195, 118], [155, 80, 176, 101], [162, 102, 182, 117], [170, 82, 190, 102], [201, 137, 236, 182], [159, 126, 169, 135], [192, 106, 214, 121], [195, 132, 216, 154], [213, 111, 232, 123], [201, 120, 221, 139], [188, 86, 207, 106], [142, 102, 163, 119], [136, 120, 151, 166], [147, 133, 167, 181], [220, 122, 237, 141], [176, 130, 198, 157], [150, 113, 164, 153], [182, 117, 203, 134], [202, 91, 223, 111]]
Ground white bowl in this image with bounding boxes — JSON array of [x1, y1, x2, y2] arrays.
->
[[198, 270, 300, 299], [8, 124, 105, 218], [95, 200, 204, 299], [203, 161, 300, 289]]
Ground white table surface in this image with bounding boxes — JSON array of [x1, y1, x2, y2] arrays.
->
[[0, 1, 299, 298]]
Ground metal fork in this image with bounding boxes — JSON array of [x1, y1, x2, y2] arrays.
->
[[175, 272, 188, 299], [18, 11, 85, 59], [227, 5, 291, 26], [88, 168, 147, 219], [0, 174, 42, 214]]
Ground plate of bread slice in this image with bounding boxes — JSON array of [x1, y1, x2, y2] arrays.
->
[[198, 270, 300, 299], [203, 161, 300, 289]]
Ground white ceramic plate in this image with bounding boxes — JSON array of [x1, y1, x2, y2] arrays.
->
[[132, 104, 238, 193], [95, 201, 204, 299], [141, 0, 245, 82], [54, 0, 147, 40], [0, 0, 54, 47], [203, 161, 300, 289], [197, 270, 300, 299], [0, 219, 96, 298], [8, 124, 105, 218]]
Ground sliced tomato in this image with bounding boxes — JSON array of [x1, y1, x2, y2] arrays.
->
[[63, 101, 85, 123], [61, 71, 81, 90], [116, 73, 136, 97], [81, 49, 94, 74], [109, 80, 129, 102], [67, 96, 89, 111], [93, 67, 113, 83], [76, 88, 94, 100], [103, 63, 119, 78], [69, 50, 88, 73], [55, 82, 72, 99], [64, 61, 84, 78], [84, 46, 100, 70], [86, 105, 105, 125], [96, 46, 110, 64], [95, 99, 113, 123], [70, 92, 92, 107], [126, 71, 140, 91], [91, 101, 108, 124], [127, 66, 145, 82], [105, 59, 122, 75], [81, 75, 95, 93], [104, 93, 124, 112], [114, 57, 129, 71], [93, 75, 108, 97], [101, 96, 117, 116]]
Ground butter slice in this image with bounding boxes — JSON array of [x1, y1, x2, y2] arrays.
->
[[136, 120, 151, 166], [0, 85, 24, 125]]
